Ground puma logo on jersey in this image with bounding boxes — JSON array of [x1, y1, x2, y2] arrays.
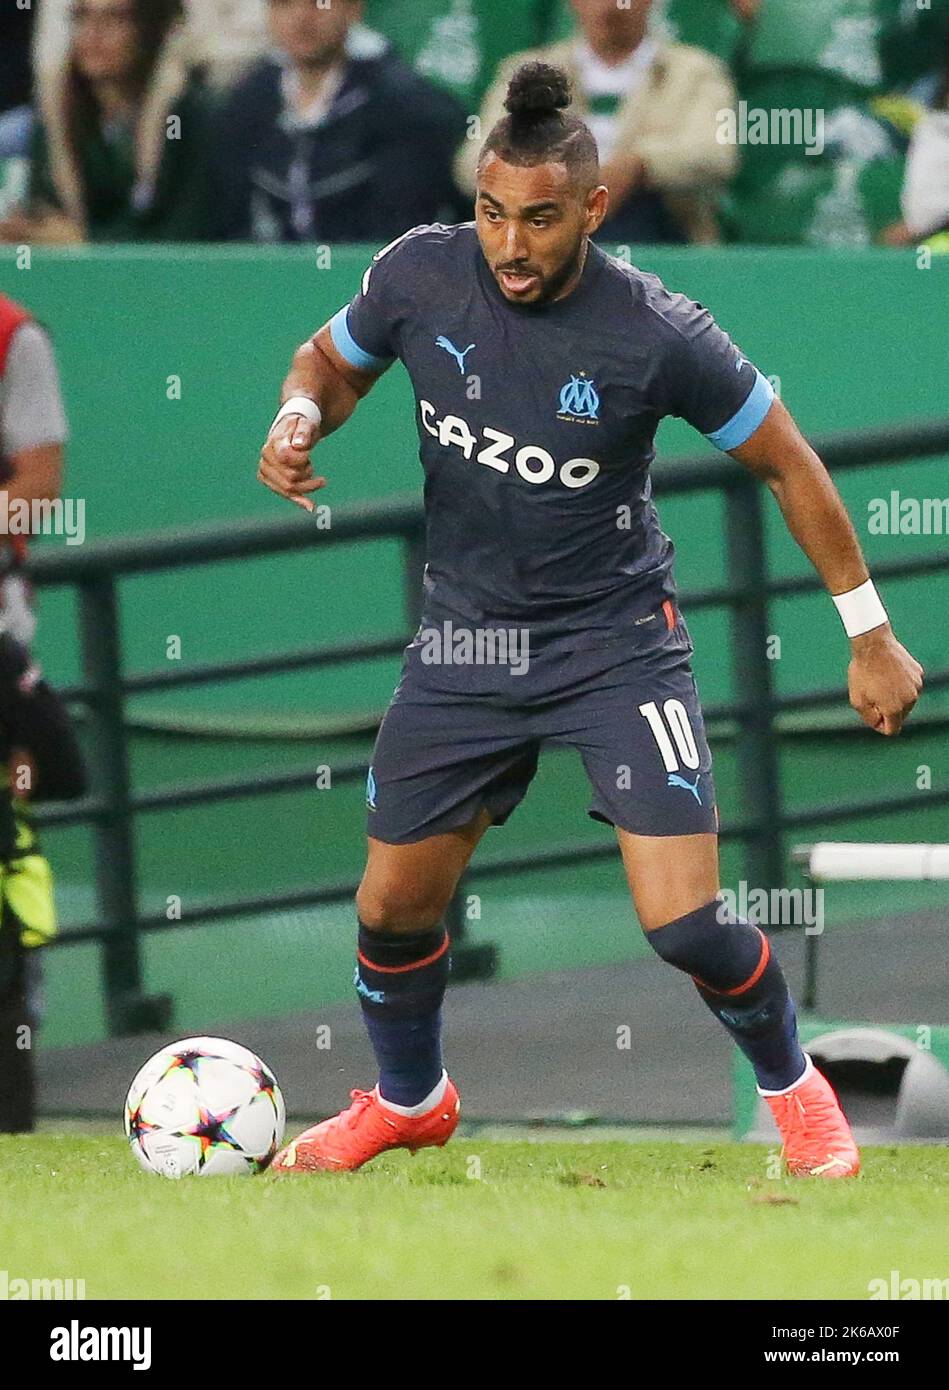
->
[[435, 336, 476, 374], [419, 399, 601, 490]]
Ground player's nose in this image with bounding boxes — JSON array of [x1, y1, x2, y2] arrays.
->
[[502, 223, 528, 262]]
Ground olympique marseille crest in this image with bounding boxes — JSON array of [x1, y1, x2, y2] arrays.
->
[[557, 372, 600, 424]]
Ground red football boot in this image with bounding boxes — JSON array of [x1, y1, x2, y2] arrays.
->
[[763, 1057, 860, 1178], [271, 1075, 460, 1174]]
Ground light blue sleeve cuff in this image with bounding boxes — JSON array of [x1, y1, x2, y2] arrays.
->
[[705, 370, 775, 451], [329, 307, 392, 373]]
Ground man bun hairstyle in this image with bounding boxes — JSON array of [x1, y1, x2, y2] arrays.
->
[[505, 61, 571, 127], [480, 61, 599, 186]]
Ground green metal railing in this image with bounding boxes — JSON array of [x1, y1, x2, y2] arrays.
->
[[29, 419, 949, 1035]]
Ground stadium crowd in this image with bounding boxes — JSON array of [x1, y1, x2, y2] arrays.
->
[[0, 0, 946, 249]]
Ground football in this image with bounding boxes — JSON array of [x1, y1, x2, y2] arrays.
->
[[123, 1036, 285, 1178]]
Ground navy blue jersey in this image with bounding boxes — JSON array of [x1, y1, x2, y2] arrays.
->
[[330, 223, 773, 644]]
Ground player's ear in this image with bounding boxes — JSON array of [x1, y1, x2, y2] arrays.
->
[[584, 184, 610, 235]]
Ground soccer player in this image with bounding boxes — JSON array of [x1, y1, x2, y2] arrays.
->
[[258, 64, 923, 1178]]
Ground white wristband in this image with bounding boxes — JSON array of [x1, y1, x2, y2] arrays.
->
[[269, 396, 322, 436], [832, 579, 888, 638]]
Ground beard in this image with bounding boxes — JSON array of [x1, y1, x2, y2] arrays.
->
[[497, 234, 586, 305], [528, 235, 588, 304]]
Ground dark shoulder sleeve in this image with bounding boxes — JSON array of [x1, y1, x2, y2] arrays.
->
[[328, 225, 432, 371], [648, 286, 776, 450]]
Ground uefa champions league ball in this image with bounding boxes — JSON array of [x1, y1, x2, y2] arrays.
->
[[124, 1036, 286, 1177]]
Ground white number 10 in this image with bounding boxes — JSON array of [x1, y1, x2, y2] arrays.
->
[[638, 699, 700, 772]]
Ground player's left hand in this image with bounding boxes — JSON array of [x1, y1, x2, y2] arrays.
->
[[847, 625, 924, 735]]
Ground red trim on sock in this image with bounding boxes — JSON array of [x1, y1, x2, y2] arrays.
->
[[692, 928, 770, 996], [357, 932, 450, 975], [662, 599, 676, 631]]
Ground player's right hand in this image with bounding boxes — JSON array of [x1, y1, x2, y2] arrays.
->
[[257, 415, 326, 513]]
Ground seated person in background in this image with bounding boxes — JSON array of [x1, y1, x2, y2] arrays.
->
[[211, 0, 468, 243], [0, 0, 215, 245], [35, 0, 271, 92], [455, 0, 738, 244], [546, 0, 758, 66]]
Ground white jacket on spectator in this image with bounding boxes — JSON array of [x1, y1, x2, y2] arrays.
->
[[901, 111, 949, 239], [35, 0, 269, 88]]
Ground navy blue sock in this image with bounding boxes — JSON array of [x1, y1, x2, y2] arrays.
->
[[646, 899, 806, 1092], [355, 922, 450, 1107]]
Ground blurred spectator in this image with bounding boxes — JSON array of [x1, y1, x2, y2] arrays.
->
[[897, 111, 949, 250], [36, 0, 269, 90], [0, 0, 214, 245], [455, 0, 738, 243], [361, 0, 558, 111], [547, 0, 755, 65], [211, 0, 467, 243], [881, 43, 949, 251]]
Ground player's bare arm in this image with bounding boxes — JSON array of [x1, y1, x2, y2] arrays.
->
[[730, 397, 924, 735], [256, 325, 387, 513]]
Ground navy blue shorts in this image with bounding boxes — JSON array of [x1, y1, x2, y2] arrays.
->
[[366, 603, 717, 844]]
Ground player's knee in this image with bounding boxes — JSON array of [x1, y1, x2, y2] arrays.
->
[[355, 882, 448, 934]]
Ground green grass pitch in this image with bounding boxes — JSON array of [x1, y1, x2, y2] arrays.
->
[[1, 1134, 947, 1301]]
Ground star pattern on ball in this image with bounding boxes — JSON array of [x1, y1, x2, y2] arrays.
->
[[249, 1061, 277, 1100], [166, 1049, 207, 1078], [189, 1104, 242, 1168], [127, 1103, 158, 1145]]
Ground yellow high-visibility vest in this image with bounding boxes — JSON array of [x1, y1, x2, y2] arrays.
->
[[2, 807, 57, 948]]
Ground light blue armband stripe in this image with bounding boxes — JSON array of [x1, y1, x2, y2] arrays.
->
[[705, 370, 775, 451], [329, 307, 392, 373]]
